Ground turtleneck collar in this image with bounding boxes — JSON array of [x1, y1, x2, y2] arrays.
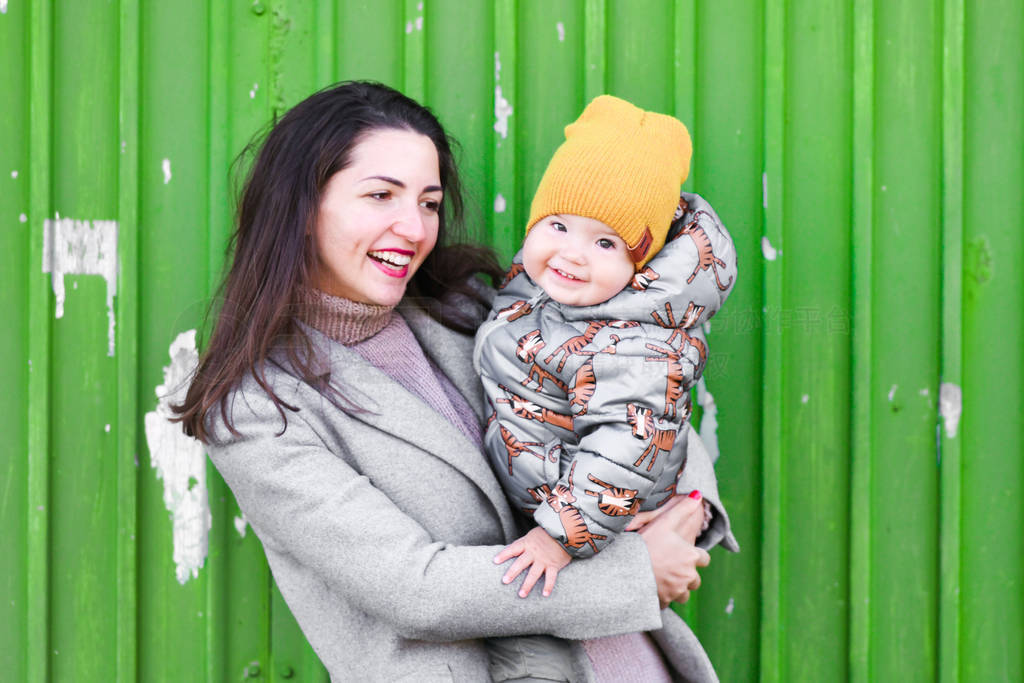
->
[[297, 287, 395, 345]]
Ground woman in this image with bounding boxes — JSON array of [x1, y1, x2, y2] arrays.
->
[[176, 81, 732, 682]]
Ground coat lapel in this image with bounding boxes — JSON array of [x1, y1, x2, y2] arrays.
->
[[309, 313, 517, 540]]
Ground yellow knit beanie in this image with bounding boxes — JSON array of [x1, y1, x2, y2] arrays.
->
[[526, 95, 692, 269]]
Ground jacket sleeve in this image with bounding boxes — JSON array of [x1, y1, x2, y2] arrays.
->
[[678, 424, 740, 552], [207, 380, 666, 643], [532, 336, 696, 559]]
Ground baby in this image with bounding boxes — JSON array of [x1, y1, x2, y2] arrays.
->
[[474, 94, 738, 605]]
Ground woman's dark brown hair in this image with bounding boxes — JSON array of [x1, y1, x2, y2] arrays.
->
[[175, 81, 502, 443]]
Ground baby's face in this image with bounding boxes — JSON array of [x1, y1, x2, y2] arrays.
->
[[523, 214, 635, 306]]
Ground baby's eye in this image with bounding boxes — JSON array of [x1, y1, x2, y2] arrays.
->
[[551, 221, 567, 232], [596, 238, 616, 249]]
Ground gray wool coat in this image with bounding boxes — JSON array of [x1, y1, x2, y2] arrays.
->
[[206, 299, 730, 682]]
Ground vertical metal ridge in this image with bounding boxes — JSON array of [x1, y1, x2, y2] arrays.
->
[[492, 0, 516, 251], [673, 0, 697, 191], [760, 0, 786, 680], [314, 0, 336, 85], [403, 0, 426, 103], [205, 0, 230, 680], [938, 0, 965, 678], [583, 0, 606, 102], [26, 0, 54, 680], [117, 0, 141, 680], [849, 0, 875, 679]]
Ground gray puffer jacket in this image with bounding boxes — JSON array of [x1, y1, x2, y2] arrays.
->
[[474, 193, 738, 558]]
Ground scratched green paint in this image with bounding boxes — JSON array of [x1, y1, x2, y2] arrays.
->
[[4, 2, 1023, 682]]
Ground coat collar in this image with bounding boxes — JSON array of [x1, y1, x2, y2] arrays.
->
[[304, 305, 518, 540]]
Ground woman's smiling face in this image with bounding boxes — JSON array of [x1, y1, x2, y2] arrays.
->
[[313, 127, 442, 307]]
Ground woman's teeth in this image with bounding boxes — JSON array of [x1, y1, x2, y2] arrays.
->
[[369, 250, 412, 267]]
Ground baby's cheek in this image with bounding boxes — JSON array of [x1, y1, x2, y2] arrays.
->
[[521, 242, 545, 282]]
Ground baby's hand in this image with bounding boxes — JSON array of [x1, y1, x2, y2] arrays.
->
[[493, 526, 572, 598]]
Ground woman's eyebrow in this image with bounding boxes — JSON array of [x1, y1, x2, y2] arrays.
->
[[360, 175, 442, 193], [360, 175, 405, 186]]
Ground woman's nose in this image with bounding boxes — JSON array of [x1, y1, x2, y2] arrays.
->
[[390, 203, 427, 241]]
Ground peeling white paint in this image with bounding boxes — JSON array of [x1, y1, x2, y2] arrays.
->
[[105, 423, 111, 433], [494, 193, 506, 214], [234, 514, 249, 538], [725, 597, 735, 615], [801, 394, 809, 404], [888, 384, 898, 401], [494, 86, 513, 139], [417, 1, 423, 10], [696, 377, 720, 464], [11, 170, 17, 178], [919, 387, 929, 397], [162, 158, 172, 184], [939, 382, 962, 439], [493, 52, 509, 140], [42, 218, 119, 356], [405, 20, 413, 33], [249, 82, 259, 99], [144, 330, 211, 585], [761, 236, 778, 261], [0, 1, 7, 14], [881, 185, 887, 192], [19, 213, 27, 223], [556, 21, 565, 42], [762, 172, 768, 208], [415, 15, 423, 31]]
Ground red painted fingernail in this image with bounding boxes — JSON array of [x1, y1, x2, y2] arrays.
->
[[688, 490, 702, 500]]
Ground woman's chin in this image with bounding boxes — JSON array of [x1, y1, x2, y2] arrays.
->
[[365, 279, 412, 307]]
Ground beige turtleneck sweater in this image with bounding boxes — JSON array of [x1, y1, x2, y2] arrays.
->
[[298, 287, 482, 447]]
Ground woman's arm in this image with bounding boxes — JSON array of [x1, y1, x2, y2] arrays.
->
[[208, 378, 670, 643]]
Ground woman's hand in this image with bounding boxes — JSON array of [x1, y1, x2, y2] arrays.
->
[[637, 494, 711, 608], [625, 490, 706, 545], [494, 526, 572, 598]]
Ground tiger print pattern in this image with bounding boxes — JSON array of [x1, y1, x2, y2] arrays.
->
[[475, 191, 735, 557]]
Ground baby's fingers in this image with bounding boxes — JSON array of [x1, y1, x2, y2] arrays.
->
[[501, 554, 533, 586], [541, 567, 559, 597], [518, 562, 545, 598], [494, 539, 525, 565]]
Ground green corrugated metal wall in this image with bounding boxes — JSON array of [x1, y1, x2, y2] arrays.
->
[[2, 0, 1021, 681]]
